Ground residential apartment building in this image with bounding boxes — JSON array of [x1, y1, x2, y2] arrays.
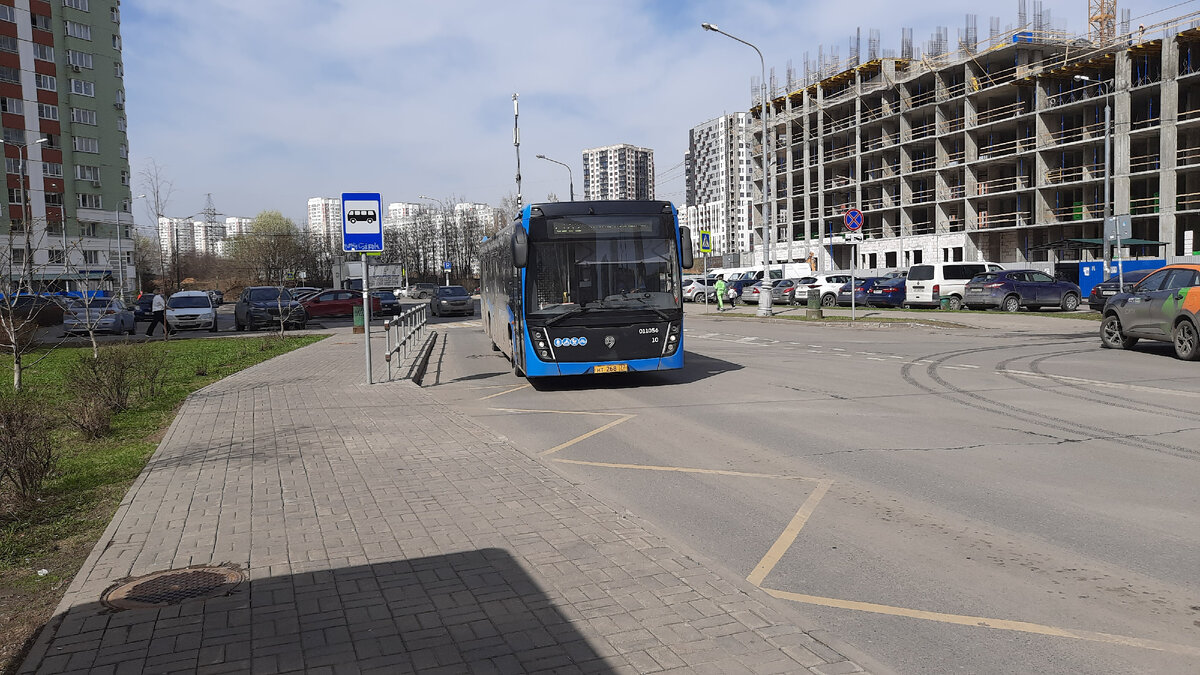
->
[[748, 13, 1200, 279], [1, 0, 133, 295], [581, 144, 654, 201], [225, 216, 251, 238], [306, 196, 341, 249], [684, 113, 754, 255], [192, 218, 224, 256], [156, 216, 195, 258]]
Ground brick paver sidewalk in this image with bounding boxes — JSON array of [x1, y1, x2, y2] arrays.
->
[[22, 331, 876, 674]]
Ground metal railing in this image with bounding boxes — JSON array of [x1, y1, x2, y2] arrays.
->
[[383, 303, 430, 381]]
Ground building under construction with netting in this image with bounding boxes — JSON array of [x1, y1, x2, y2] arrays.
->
[[748, 2, 1200, 280]]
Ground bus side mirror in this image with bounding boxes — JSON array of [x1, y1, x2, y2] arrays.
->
[[512, 225, 528, 269], [679, 226, 694, 269]]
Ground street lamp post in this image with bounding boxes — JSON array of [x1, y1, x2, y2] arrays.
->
[[417, 195, 451, 285], [535, 154, 574, 201], [703, 22, 773, 316]]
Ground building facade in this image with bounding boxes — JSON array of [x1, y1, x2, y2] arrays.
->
[[749, 19, 1200, 277], [156, 216, 195, 258], [685, 113, 753, 255], [1, 0, 133, 295], [581, 144, 655, 201], [306, 196, 341, 249]]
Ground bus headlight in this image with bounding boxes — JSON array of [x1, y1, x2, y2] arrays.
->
[[533, 327, 555, 361], [662, 323, 681, 356]]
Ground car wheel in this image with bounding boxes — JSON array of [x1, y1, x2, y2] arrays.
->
[[1173, 319, 1200, 360], [1060, 293, 1080, 312], [821, 293, 836, 307], [947, 295, 963, 311], [901, 302, 911, 309], [1002, 295, 1021, 313], [1100, 314, 1138, 349]]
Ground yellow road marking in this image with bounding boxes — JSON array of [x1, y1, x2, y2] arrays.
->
[[746, 479, 833, 586], [478, 384, 530, 400], [539, 414, 635, 456], [1000, 369, 1200, 398], [550, 458, 814, 481], [489, 407, 624, 417], [761, 588, 1200, 657]]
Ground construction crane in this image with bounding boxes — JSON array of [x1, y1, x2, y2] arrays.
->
[[1089, 0, 1117, 44]]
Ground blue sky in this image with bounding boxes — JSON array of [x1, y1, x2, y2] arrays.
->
[[121, 0, 1182, 235]]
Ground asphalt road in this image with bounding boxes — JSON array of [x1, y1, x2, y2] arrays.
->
[[419, 305, 1200, 674]]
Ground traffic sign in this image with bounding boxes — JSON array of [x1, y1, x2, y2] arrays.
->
[[844, 208, 864, 231], [341, 192, 383, 252], [443, 261, 452, 271], [699, 230, 712, 253]]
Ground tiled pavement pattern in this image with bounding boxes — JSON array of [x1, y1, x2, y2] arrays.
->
[[23, 330, 873, 674]]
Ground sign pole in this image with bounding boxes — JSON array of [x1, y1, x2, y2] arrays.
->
[[362, 255, 373, 385], [342, 192, 383, 385]]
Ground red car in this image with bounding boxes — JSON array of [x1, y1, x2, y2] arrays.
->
[[300, 289, 381, 318]]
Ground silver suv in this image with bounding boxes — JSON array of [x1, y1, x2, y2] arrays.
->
[[408, 283, 438, 299]]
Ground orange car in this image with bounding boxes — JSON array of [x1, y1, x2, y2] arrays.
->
[[1100, 264, 1200, 360]]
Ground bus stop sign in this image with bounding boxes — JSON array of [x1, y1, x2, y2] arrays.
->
[[341, 192, 383, 252]]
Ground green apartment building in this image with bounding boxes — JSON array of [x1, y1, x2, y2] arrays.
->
[[1, 0, 131, 296]]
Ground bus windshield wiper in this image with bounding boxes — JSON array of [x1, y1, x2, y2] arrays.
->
[[604, 293, 671, 321], [544, 305, 595, 326]]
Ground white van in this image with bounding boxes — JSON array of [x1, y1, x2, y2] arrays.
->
[[904, 261, 1004, 309]]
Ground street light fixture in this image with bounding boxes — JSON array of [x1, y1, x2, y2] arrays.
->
[[534, 154, 575, 201], [702, 22, 773, 316]]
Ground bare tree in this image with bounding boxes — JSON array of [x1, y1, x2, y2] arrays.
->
[[138, 160, 174, 290]]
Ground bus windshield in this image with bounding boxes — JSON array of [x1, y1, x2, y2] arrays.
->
[[526, 236, 680, 318]]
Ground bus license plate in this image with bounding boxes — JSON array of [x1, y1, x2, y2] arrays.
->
[[594, 364, 628, 374]]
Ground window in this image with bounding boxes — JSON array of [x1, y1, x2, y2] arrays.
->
[[64, 0, 91, 10], [64, 20, 91, 39], [0, 66, 19, 84], [73, 137, 99, 153], [42, 134, 60, 149], [0, 6, 13, 23], [0, 35, 17, 54], [11, 248, 24, 264], [4, 158, 19, 174], [1029, 271, 1056, 283], [43, 162, 63, 177], [1164, 268, 1199, 290], [67, 50, 93, 68], [81, 223, 97, 237], [45, 192, 63, 206], [71, 108, 97, 125], [70, 79, 94, 96], [113, 62, 123, 78], [47, 249, 64, 265], [78, 194, 103, 209], [83, 250, 99, 265], [120, 169, 129, 186], [8, 188, 24, 204], [112, 34, 121, 50], [115, 89, 124, 104], [118, 143, 127, 159], [116, 116, 126, 132], [33, 44, 54, 61], [37, 104, 58, 121], [75, 165, 100, 180], [111, 6, 119, 22], [2, 128, 24, 144], [31, 14, 52, 31], [1135, 269, 1169, 292], [35, 74, 57, 92], [1, 97, 21, 114]]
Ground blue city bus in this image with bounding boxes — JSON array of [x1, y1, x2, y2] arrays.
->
[[480, 200, 694, 378]]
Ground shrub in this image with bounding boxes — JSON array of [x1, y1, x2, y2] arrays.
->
[[0, 394, 56, 501], [132, 348, 170, 401], [68, 344, 140, 411], [63, 395, 113, 439]]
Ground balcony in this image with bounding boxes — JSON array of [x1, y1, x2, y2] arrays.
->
[[974, 100, 1028, 126], [1045, 80, 1113, 109], [1044, 163, 1101, 185]]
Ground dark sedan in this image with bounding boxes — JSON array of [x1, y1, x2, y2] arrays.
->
[[235, 286, 307, 331], [866, 276, 906, 307], [1087, 269, 1156, 311], [963, 269, 1081, 312], [132, 293, 155, 322], [837, 277, 885, 306], [371, 291, 399, 316], [429, 286, 474, 317]]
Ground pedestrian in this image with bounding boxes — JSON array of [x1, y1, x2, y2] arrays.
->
[[145, 291, 168, 338], [714, 275, 727, 311]]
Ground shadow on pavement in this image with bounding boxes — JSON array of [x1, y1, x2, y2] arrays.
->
[[527, 350, 741, 392], [26, 549, 612, 673]]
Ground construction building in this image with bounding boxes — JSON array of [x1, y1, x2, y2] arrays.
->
[[747, 2, 1200, 280], [684, 113, 754, 255], [1, 0, 134, 295], [581, 144, 655, 201]]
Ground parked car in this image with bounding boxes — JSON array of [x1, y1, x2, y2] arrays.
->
[[905, 262, 1004, 309], [741, 281, 769, 304], [165, 291, 219, 332], [1087, 269, 1156, 311], [371, 290, 399, 315], [682, 277, 718, 302], [408, 283, 438, 300], [205, 289, 225, 306], [866, 276, 907, 307], [62, 297, 135, 336], [235, 286, 307, 331], [3, 295, 65, 326], [301, 289, 381, 318], [963, 270, 1082, 312], [430, 285, 473, 316], [794, 273, 854, 307], [132, 293, 156, 322], [1100, 264, 1200, 360], [880, 270, 908, 280], [770, 279, 803, 305], [290, 286, 321, 299], [837, 277, 886, 306]]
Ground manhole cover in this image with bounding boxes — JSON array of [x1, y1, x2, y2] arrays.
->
[[101, 564, 245, 610]]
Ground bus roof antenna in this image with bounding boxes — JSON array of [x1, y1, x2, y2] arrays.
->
[[513, 93, 522, 211]]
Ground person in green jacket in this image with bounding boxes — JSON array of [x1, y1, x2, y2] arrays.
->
[[714, 275, 727, 311]]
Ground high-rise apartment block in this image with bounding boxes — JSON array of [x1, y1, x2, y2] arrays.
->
[[581, 144, 654, 201], [307, 196, 341, 249], [1, 0, 133, 294], [748, 11, 1200, 276], [685, 113, 754, 255]]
